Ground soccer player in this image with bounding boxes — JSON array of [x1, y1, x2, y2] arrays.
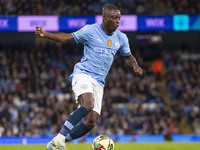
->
[[35, 3, 143, 150]]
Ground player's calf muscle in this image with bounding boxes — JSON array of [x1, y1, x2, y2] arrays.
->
[[83, 111, 99, 129], [83, 118, 96, 129]]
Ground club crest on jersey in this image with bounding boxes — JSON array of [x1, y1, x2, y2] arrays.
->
[[115, 42, 120, 48], [75, 29, 83, 35], [107, 40, 112, 47]]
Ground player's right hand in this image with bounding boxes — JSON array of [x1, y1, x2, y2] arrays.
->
[[35, 26, 45, 37]]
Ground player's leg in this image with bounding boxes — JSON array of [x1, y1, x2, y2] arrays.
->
[[65, 77, 103, 142], [59, 74, 95, 137], [65, 110, 99, 142], [60, 93, 94, 137], [47, 74, 95, 150], [47, 93, 94, 150]]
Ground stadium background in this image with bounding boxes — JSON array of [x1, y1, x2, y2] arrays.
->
[[0, 0, 200, 145]]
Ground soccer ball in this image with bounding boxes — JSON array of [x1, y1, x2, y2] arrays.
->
[[92, 135, 114, 150]]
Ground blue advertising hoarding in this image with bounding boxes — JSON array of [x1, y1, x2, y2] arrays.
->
[[0, 17, 17, 31], [1, 15, 200, 32], [0, 135, 200, 144], [59, 16, 95, 31], [138, 16, 173, 31], [190, 15, 200, 30], [173, 15, 189, 31]]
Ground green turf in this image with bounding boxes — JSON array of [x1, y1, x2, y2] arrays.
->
[[0, 142, 200, 150]]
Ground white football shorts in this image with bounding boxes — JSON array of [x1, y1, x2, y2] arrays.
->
[[71, 74, 104, 115]]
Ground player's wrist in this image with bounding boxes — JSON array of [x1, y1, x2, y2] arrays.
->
[[43, 31, 47, 38], [132, 62, 138, 69]]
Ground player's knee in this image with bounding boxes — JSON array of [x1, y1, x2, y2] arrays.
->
[[83, 117, 96, 129], [85, 99, 94, 111], [79, 93, 94, 111]]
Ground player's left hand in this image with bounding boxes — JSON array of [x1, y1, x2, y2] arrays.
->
[[133, 64, 143, 75], [35, 26, 45, 37]]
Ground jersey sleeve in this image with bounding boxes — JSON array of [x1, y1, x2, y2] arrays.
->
[[71, 25, 91, 44], [119, 33, 131, 56]]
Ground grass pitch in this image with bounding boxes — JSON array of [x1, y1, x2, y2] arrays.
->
[[0, 142, 199, 150]]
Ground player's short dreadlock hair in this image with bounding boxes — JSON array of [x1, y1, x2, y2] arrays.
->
[[102, 3, 119, 14]]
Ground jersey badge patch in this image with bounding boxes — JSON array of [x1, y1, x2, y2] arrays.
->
[[107, 40, 112, 47], [75, 29, 83, 35], [115, 42, 120, 48]]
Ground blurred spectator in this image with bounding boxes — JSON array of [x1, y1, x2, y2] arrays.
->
[[164, 51, 200, 134]]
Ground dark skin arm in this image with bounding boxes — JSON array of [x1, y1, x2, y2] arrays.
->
[[35, 26, 74, 42], [124, 54, 143, 75], [35, 27, 142, 75]]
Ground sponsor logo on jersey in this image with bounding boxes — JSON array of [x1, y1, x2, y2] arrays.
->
[[107, 40, 112, 47], [93, 47, 116, 58], [97, 38, 102, 44]]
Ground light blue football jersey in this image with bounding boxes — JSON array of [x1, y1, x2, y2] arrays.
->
[[70, 23, 131, 87]]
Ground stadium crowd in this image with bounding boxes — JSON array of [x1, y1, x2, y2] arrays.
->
[[0, 43, 179, 137], [0, 0, 200, 16], [0, 0, 199, 143], [165, 51, 200, 135]]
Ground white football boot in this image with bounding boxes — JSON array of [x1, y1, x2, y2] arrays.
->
[[47, 134, 67, 150]]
